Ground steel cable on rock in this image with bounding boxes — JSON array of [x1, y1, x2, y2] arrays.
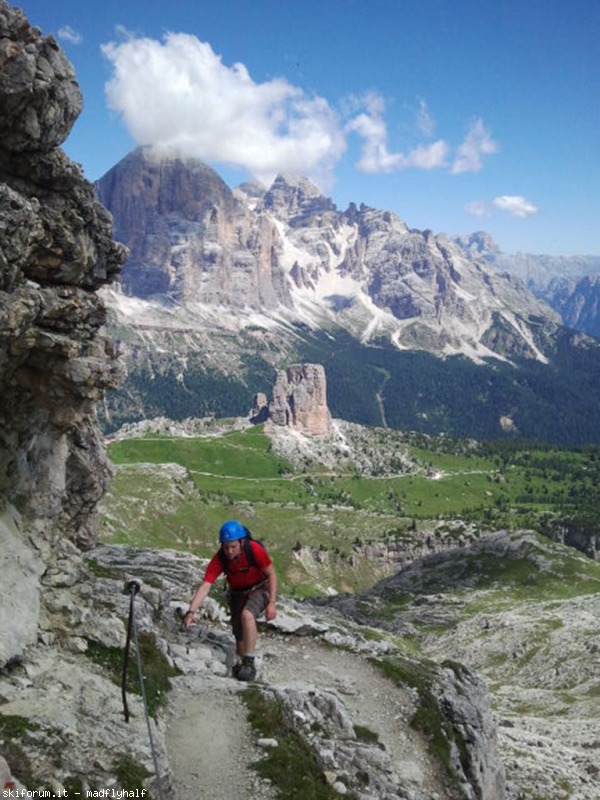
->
[[122, 580, 165, 800]]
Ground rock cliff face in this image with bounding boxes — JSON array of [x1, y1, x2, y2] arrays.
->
[[96, 147, 293, 310], [456, 231, 600, 339], [0, 0, 125, 657], [537, 274, 600, 339]]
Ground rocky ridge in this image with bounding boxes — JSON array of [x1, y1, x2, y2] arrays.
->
[[326, 530, 600, 800], [456, 231, 600, 339]]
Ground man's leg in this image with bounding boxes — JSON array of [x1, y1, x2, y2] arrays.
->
[[234, 591, 269, 680], [239, 607, 258, 656], [239, 589, 269, 656]]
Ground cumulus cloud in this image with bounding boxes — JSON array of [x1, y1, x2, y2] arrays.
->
[[452, 118, 499, 174], [347, 92, 448, 173], [101, 31, 498, 187], [493, 195, 539, 218], [58, 25, 82, 45], [101, 32, 345, 188]]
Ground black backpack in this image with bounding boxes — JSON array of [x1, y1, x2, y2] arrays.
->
[[217, 527, 267, 574]]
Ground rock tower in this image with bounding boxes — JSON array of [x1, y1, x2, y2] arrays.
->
[[268, 363, 332, 435]]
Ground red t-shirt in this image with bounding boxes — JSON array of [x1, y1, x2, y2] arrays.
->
[[203, 540, 272, 590]]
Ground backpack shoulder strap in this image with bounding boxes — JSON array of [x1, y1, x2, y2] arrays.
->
[[244, 536, 258, 568]]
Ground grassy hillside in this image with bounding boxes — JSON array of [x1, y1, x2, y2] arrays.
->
[[100, 423, 600, 595]]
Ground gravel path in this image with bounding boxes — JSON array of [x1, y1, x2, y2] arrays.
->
[[165, 675, 277, 800], [164, 628, 447, 800]]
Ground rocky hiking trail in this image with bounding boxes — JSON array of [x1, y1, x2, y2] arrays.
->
[[164, 626, 446, 800]]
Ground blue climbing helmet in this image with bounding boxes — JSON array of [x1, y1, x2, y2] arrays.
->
[[219, 520, 247, 543]]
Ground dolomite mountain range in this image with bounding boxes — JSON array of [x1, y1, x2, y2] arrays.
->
[[97, 146, 558, 363], [94, 147, 600, 444], [1, 3, 599, 800]]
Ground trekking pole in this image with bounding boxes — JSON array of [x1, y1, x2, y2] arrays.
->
[[122, 580, 140, 723], [122, 580, 166, 800]]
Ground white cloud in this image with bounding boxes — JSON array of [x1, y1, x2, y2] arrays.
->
[[101, 32, 345, 188], [465, 200, 491, 218], [347, 92, 448, 173], [405, 140, 449, 169], [493, 195, 538, 218], [58, 25, 82, 45], [416, 98, 435, 137], [465, 195, 539, 219], [452, 118, 499, 174], [101, 32, 497, 188]]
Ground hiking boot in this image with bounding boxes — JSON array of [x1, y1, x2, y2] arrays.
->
[[235, 656, 256, 682]]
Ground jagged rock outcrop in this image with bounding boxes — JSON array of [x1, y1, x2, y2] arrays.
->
[[268, 363, 332, 435], [262, 172, 337, 226], [323, 529, 600, 799], [249, 390, 269, 423], [0, 3, 174, 794], [0, 0, 125, 658], [98, 148, 558, 363], [542, 517, 600, 561]]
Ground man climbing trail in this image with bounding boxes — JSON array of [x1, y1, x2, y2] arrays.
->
[[183, 520, 277, 681]]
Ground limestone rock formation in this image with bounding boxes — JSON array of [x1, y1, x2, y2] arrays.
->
[[96, 147, 294, 310], [0, 0, 126, 651], [249, 390, 269, 424], [268, 363, 332, 435]]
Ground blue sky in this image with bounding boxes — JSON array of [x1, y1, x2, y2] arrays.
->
[[15, 0, 600, 256]]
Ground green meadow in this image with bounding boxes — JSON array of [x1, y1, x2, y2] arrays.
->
[[101, 424, 600, 595]]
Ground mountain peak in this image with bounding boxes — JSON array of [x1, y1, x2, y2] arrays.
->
[[262, 173, 336, 224], [454, 231, 500, 259], [272, 172, 323, 194], [96, 147, 234, 228]]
